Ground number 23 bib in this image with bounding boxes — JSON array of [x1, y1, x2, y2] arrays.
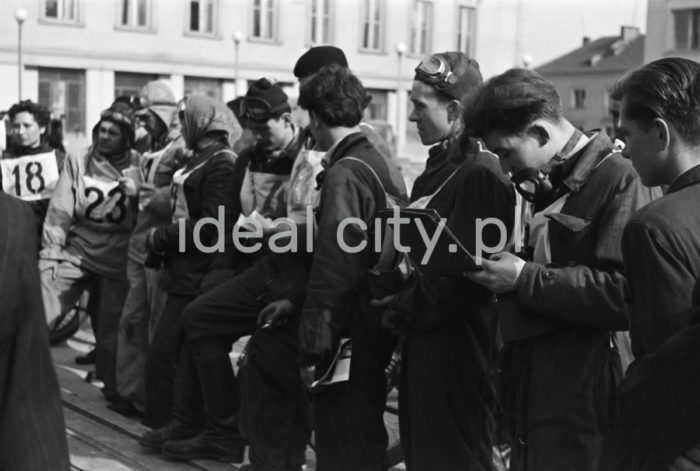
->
[[79, 175, 130, 226]]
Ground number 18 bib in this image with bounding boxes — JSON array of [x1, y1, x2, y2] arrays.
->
[[0, 151, 60, 201]]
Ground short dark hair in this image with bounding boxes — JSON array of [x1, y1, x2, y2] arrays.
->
[[611, 57, 700, 146], [297, 65, 370, 127], [8, 100, 51, 128], [464, 68, 562, 137]]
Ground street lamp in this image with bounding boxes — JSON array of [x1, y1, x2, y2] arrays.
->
[[15, 8, 27, 101], [395, 42, 408, 156], [232, 31, 244, 97]]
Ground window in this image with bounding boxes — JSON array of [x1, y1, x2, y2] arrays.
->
[[571, 89, 586, 109], [188, 0, 216, 34], [361, 0, 384, 51], [119, 0, 152, 29], [115, 72, 159, 99], [43, 0, 80, 23], [457, 6, 476, 56], [310, 0, 331, 45], [364, 89, 388, 121], [38, 68, 85, 134], [674, 9, 700, 50], [410, 0, 433, 55], [252, 0, 278, 41], [185, 76, 223, 102]]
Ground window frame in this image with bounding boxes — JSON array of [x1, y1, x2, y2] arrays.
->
[[359, 0, 385, 53], [456, 3, 477, 56], [38, 67, 86, 135], [40, 0, 82, 26], [409, 0, 433, 56], [308, 0, 332, 46], [184, 0, 219, 37], [250, 0, 280, 43], [673, 8, 700, 50], [571, 88, 587, 110], [115, 0, 155, 32]]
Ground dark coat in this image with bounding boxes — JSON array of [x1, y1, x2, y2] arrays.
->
[[152, 141, 238, 295], [502, 130, 655, 471], [622, 164, 700, 362], [0, 193, 69, 471], [392, 139, 515, 471]]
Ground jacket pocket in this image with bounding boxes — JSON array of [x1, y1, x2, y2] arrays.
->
[[546, 213, 593, 265]]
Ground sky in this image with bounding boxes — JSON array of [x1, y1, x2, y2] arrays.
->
[[475, 0, 648, 77], [523, 0, 647, 68]]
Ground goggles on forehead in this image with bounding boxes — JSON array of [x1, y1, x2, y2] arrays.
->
[[100, 109, 133, 128], [239, 96, 288, 123], [415, 55, 458, 92]]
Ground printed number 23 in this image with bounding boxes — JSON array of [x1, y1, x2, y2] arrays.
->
[[12, 162, 45, 196], [85, 186, 128, 224]]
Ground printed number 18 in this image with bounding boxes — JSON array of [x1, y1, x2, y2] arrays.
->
[[12, 162, 45, 196]]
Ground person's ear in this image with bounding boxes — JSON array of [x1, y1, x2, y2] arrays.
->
[[39, 125, 47, 136], [526, 123, 550, 148], [652, 117, 671, 153], [446, 100, 463, 123]]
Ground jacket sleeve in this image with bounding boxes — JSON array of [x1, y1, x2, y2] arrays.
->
[[153, 155, 236, 252], [622, 220, 694, 358], [39, 155, 78, 261], [515, 170, 649, 331], [298, 165, 376, 366]]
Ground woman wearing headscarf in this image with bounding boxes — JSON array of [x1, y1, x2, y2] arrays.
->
[[143, 95, 241, 429], [40, 101, 140, 401]]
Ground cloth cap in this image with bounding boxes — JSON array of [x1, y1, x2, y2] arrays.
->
[[136, 80, 177, 127], [415, 51, 483, 100], [241, 79, 289, 123], [293, 46, 349, 79]]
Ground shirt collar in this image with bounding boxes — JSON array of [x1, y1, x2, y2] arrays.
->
[[668, 163, 700, 194]]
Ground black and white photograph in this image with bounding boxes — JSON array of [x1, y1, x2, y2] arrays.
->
[[3, 0, 700, 470]]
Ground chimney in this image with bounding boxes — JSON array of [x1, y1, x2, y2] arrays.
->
[[620, 25, 640, 43], [582, 36, 591, 45]]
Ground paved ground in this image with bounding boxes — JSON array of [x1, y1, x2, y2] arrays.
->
[[53, 326, 403, 471]]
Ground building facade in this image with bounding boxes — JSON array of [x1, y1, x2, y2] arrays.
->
[[0, 0, 495, 161]]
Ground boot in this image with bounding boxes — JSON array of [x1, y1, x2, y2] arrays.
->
[[161, 430, 245, 462], [138, 422, 202, 451]]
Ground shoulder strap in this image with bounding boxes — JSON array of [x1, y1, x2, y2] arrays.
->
[[338, 156, 387, 193]]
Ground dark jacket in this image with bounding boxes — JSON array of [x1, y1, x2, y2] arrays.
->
[[152, 141, 237, 295], [502, 130, 655, 471], [392, 139, 515, 471], [0, 193, 70, 471], [622, 164, 700, 362], [299, 132, 407, 366]]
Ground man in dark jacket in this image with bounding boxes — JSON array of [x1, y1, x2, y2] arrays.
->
[[464, 69, 654, 471], [0, 192, 70, 471], [297, 65, 407, 471], [598, 58, 700, 471], [377, 51, 514, 471]]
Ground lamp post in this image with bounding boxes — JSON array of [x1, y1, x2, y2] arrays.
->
[[232, 31, 244, 97], [395, 42, 407, 156], [15, 8, 27, 101]]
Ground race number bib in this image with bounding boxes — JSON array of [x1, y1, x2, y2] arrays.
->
[[0, 151, 60, 201], [80, 175, 129, 225]]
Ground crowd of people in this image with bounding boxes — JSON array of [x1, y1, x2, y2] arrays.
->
[[4, 44, 700, 471]]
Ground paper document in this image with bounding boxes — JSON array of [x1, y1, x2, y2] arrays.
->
[[311, 338, 352, 390]]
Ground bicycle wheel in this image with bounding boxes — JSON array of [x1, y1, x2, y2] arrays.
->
[[49, 292, 89, 345]]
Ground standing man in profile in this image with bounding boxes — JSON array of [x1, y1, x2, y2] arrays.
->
[[597, 57, 700, 471], [0, 191, 70, 471], [376, 51, 515, 470], [297, 65, 406, 471], [464, 68, 653, 471]]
